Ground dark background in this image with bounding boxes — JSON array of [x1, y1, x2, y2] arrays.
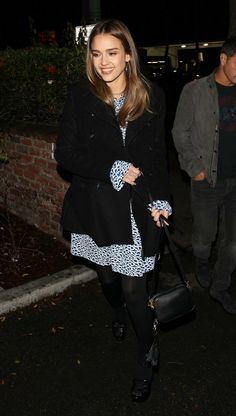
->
[[0, 0, 229, 50]]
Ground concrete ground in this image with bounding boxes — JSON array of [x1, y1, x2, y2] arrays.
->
[[1, 268, 236, 416], [1, 144, 236, 415]]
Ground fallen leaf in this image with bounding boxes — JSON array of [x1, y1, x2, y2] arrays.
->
[[51, 326, 64, 334]]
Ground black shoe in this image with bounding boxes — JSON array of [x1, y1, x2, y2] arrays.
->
[[131, 378, 152, 402], [195, 258, 211, 288], [111, 321, 127, 342], [210, 288, 236, 314]]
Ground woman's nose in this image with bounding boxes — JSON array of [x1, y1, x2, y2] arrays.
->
[[101, 54, 108, 65]]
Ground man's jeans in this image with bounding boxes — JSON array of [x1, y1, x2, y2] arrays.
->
[[191, 178, 236, 291]]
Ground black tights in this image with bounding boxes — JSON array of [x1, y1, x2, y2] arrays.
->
[[96, 265, 154, 367]]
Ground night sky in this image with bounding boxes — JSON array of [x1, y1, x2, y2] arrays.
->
[[0, 0, 229, 50]]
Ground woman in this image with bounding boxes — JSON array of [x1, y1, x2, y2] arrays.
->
[[55, 19, 171, 402]]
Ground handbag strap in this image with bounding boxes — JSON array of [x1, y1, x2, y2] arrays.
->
[[132, 175, 188, 287], [158, 216, 188, 286]]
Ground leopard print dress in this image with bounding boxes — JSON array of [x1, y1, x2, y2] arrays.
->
[[71, 96, 171, 277]]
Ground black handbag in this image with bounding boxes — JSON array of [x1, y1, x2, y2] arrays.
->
[[133, 179, 196, 367], [148, 215, 196, 325]]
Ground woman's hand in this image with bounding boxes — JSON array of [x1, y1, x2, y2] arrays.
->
[[151, 208, 169, 227], [122, 164, 141, 186]]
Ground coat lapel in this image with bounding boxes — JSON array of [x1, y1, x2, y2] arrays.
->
[[83, 88, 158, 146], [126, 111, 157, 146], [85, 95, 120, 130]]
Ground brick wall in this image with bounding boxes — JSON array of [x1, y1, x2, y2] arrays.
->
[[0, 128, 69, 240]]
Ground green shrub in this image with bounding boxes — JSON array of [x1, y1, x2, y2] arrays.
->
[[0, 46, 86, 125]]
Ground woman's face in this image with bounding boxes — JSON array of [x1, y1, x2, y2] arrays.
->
[[90, 33, 130, 93]]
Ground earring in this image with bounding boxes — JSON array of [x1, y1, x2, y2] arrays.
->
[[125, 62, 130, 77]]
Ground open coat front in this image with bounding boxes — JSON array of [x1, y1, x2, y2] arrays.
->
[[55, 79, 170, 257]]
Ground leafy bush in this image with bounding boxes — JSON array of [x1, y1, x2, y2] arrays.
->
[[0, 45, 86, 125]]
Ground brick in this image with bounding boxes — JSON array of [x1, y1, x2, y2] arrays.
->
[[21, 138, 33, 146], [1, 131, 72, 240]]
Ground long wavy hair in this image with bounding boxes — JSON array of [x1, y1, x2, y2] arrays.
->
[[86, 19, 151, 126]]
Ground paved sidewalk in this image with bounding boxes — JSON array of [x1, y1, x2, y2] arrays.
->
[[1, 265, 236, 416], [0, 265, 97, 316], [1, 144, 236, 416]]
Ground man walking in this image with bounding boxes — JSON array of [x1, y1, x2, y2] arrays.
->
[[172, 37, 236, 314]]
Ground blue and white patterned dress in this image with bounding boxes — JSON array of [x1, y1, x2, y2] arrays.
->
[[71, 96, 171, 277]]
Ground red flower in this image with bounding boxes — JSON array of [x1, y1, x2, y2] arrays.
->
[[44, 64, 57, 74]]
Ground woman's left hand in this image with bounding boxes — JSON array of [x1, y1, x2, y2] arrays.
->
[[151, 208, 169, 227]]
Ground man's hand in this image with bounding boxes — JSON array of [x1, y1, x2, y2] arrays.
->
[[193, 171, 205, 181]]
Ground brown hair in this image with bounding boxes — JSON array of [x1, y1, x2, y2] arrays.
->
[[86, 19, 150, 126], [221, 37, 236, 57]]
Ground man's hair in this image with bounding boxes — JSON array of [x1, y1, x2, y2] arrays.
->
[[221, 37, 236, 56]]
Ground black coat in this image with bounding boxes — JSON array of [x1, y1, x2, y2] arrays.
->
[[55, 79, 170, 257]]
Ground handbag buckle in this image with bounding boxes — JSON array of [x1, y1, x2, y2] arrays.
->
[[148, 297, 155, 310]]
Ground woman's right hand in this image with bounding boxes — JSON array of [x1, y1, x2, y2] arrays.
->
[[122, 164, 141, 186]]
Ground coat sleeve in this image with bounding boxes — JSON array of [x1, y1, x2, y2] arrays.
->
[[172, 83, 204, 178], [132, 84, 171, 207], [54, 85, 127, 183], [150, 84, 170, 204]]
